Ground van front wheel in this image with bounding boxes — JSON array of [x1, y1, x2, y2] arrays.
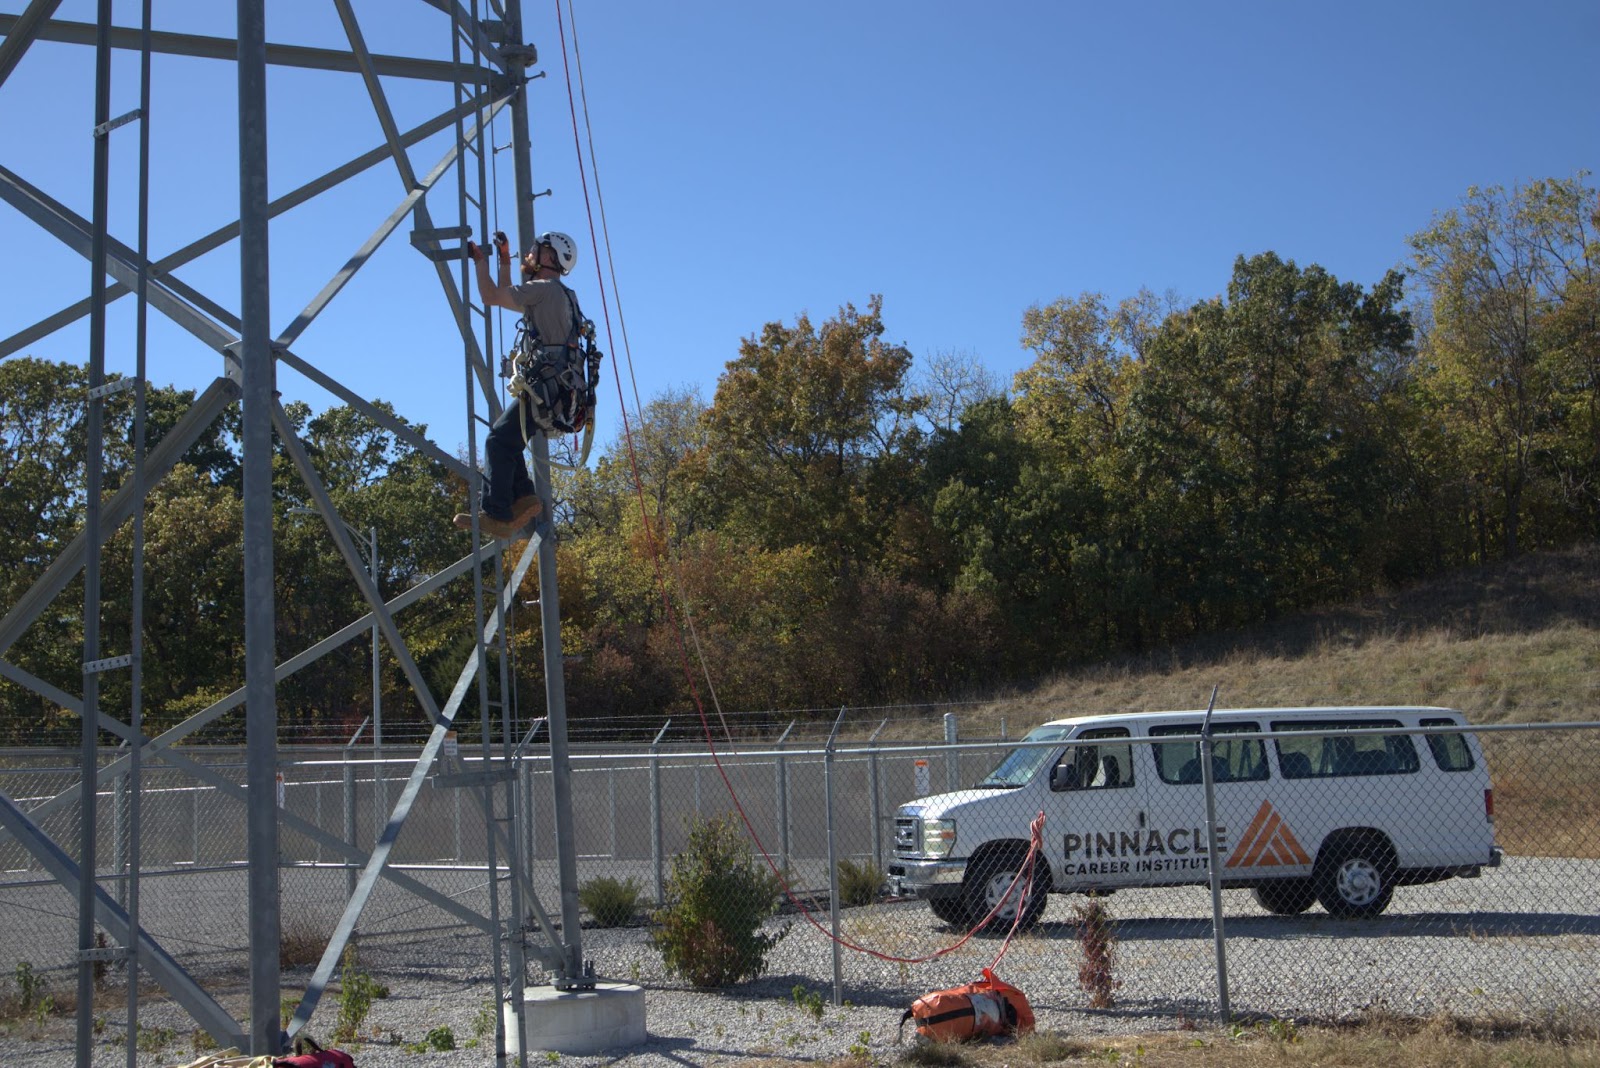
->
[[1314, 837, 1396, 918], [963, 846, 1050, 932], [925, 891, 970, 928], [1253, 879, 1315, 915]]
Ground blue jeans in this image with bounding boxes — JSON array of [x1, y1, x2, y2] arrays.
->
[[482, 395, 537, 521]]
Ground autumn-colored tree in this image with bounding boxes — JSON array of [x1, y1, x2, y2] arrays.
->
[[698, 296, 923, 575]]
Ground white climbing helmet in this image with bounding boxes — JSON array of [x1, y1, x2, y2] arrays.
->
[[538, 231, 578, 275]]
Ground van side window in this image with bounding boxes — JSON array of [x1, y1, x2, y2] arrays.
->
[[1149, 722, 1267, 785], [1051, 727, 1134, 791], [1420, 717, 1476, 771], [1271, 719, 1420, 777]]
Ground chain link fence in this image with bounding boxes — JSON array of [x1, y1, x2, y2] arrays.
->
[[2, 717, 1597, 1028]]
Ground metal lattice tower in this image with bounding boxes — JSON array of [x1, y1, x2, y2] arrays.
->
[[0, 1, 587, 1059]]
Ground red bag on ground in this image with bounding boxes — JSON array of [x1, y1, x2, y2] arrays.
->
[[273, 1035, 355, 1068], [898, 968, 1035, 1042]]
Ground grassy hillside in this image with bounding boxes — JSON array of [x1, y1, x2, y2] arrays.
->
[[964, 544, 1600, 730]]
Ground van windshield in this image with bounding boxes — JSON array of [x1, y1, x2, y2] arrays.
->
[[975, 726, 1074, 788]]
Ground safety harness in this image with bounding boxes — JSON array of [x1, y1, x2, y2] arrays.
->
[[508, 282, 604, 467]]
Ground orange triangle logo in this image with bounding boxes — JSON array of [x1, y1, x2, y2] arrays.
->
[[1226, 800, 1310, 867]]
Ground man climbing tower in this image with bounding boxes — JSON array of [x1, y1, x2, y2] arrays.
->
[[455, 229, 588, 539]]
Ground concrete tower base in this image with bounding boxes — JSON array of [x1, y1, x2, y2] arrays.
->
[[502, 981, 647, 1056]]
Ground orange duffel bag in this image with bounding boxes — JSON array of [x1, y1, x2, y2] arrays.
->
[[898, 968, 1035, 1042]]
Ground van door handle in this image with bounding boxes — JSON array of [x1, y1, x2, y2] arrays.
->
[[1138, 811, 1146, 828]]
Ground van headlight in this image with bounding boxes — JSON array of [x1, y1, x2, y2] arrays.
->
[[921, 819, 956, 857]]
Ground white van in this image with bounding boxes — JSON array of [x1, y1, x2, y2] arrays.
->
[[887, 707, 1500, 926]]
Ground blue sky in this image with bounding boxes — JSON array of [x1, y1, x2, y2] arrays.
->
[[2, 0, 1596, 461]]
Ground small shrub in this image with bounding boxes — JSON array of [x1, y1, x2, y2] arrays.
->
[[836, 857, 885, 907], [92, 931, 110, 991], [333, 945, 389, 1043], [473, 999, 499, 1039], [406, 1025, 456, 1052], [13, 961, 43, 1014], [652, 814, 786, 988], [792, 983, 826, 1021], [580, 875, 642, 927], [135, 1023, 177, 1053], [1074, 896, 1121, 1009]]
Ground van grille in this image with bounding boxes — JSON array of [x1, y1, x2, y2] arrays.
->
[[894, 817, 919, 855]]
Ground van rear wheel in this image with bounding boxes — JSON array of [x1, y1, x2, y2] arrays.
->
[[1314, 837, 1396, 918], [963, 846, 1050, 932], [1253, 879, 1315, 915]]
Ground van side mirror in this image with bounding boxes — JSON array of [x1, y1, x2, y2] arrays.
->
[[1051, 763, 1080, 792]]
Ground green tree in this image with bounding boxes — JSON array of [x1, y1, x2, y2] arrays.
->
[[1129, 253, 1413, 626], [1409, 174, 1600, 558]]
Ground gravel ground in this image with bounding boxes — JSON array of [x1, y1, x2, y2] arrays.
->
[[4, 857, 1598, 1067]]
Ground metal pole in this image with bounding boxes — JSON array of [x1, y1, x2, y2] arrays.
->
[[126, 3, 154, 1056], [343, 717, 367, 900], [943, 713, 959, 793], [649, 721, 668, 906], [238, 0, 280, 1052], [867, 718, 887, 871], [78, 5, 113, 1062], [113, 770, 127, 909], [824, 709, 845, 1006], [774, 721, 794, 876], [1198, 685, 1230, 1024], [369, 526, 383, 839]]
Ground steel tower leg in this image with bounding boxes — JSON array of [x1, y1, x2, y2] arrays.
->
[[237, 0, 280, 1054], [503, 0, 586, 990], [77, 4, 113, 1065]]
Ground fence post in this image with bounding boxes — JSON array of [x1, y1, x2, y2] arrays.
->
[[943, 713, 959, 793], [868, 718, 888, 871], [608, 768, 618, 859], [518, 718, 546, 878], [650, 720, 670, 907], [343, 718, 368, 900], [1198, 686, 1231, 1024], [113, 768, 127, 909], [825, 708, 845, 1006], [774, 720, 795, 877], [342, 760, 356, 899]]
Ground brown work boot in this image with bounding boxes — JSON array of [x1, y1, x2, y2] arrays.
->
[[509, 494, 543, 530], [453, 512, 516, 539]]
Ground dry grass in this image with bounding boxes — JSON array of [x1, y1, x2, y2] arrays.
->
[[786, 1011, 1600, 1067], [949, 546, 1600, 734], [279, 923, 331, 970]]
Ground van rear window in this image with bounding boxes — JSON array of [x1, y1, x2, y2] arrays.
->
[[1420, 717, 1476, 771], [1150, 722, 1267, 784], [1270, 719, 1420, 778]]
